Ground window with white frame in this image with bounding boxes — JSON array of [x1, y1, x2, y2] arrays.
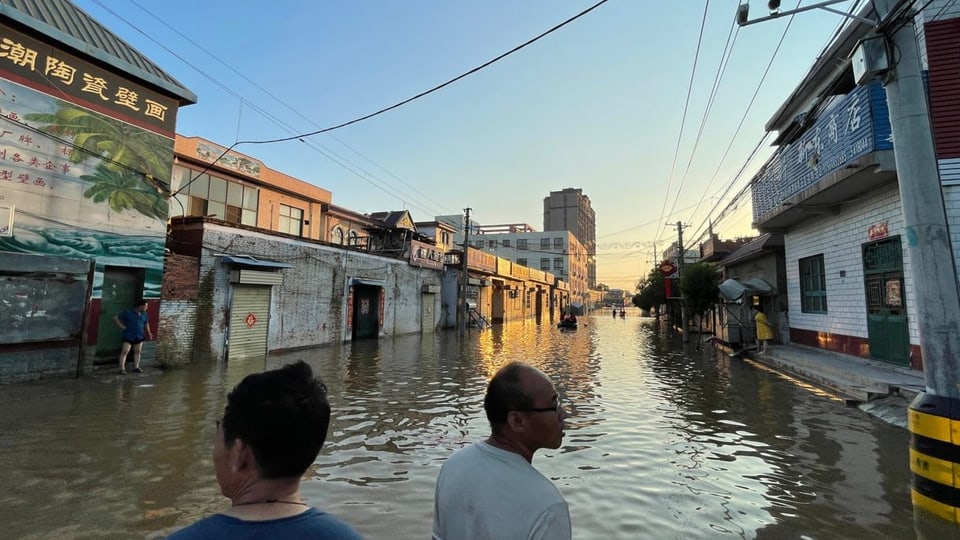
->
[[278, 204, 304, 236], [332, 227, 344, 245]]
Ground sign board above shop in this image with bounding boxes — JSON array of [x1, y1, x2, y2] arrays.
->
[[0, 23, 179, 136], [753, 81, 893, 221], [409, 239, 444, 270]]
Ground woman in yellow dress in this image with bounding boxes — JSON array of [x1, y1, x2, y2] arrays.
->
[[752, 304, 774, 352]]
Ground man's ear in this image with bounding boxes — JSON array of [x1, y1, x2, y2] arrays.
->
[[230, 438, 257, 473], [506, 411, 527, 433]]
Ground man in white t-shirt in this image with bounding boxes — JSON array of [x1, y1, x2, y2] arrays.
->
[[432, 362, 571, 540]]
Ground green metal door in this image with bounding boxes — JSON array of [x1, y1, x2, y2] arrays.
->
[[863, 237, 910, 365], [352, 285, 381, 340], [96, 266, 143, 360], [228, 285, 270, 360]]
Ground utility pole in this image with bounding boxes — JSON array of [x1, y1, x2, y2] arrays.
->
[[675, 221, 689, 343], [459, 207, 472, 335], [872, 0, 960, 398]]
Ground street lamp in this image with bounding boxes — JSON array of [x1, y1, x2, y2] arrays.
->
[[736, 0, 875, 27]]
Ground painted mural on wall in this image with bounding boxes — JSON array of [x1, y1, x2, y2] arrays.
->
[[0, 77, 173, 298]]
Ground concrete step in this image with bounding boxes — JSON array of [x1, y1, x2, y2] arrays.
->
[[747, 354, 874, 403]]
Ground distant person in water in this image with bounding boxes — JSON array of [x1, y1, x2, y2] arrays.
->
[[114, 299, 152, 374], [165, 361, 362, 539]]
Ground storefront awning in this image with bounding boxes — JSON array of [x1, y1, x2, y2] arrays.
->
[[220, 255, 293, 269], [718, 278, 775, 302], [352, 278, 385, 287]]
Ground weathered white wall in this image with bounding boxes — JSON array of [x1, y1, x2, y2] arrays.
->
[[783, 183, 918, 343], [192, 224, 442, 361]]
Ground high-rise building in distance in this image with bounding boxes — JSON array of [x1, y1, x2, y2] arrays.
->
[[543, 188, 596, 289]]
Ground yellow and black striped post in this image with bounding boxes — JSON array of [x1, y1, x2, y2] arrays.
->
[[909, 392, 960, 522]]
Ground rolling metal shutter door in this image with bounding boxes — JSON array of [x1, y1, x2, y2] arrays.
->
[[228, 285, 270, 359]]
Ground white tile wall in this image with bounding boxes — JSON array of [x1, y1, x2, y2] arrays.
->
[[783, 184, 919, 343]]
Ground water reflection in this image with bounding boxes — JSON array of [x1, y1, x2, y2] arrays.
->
[[0, 316, 939, 539]]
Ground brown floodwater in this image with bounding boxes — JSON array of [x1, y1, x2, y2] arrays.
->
[[1, 314, 954, 539]]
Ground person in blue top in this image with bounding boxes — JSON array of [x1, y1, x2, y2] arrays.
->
[[165, 360, 363, 540], [114, 299, 152, 375]]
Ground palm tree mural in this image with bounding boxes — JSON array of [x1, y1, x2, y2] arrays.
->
[[81, 165, 167, 220], [25, 102, 174, 182]]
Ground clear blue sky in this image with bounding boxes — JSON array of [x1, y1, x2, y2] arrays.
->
[[73, 0, 860, 291]]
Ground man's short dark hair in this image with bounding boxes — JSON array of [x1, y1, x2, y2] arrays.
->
[[222, 360, 330, 478], [483, 362, 535, 432], [134, 299, 147, 307]]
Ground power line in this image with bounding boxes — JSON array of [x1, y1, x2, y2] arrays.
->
[[654, 0, 711, 243], [687, 0, 870, 245], [667, 0, 804, 246], [88, 0, 441, 219], [121, 0, 457, 217], [665, 7, 741, 236], [154, 0, 612, 199]]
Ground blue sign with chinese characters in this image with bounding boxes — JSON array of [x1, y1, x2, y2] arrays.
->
[[753, 80, 892, 221]]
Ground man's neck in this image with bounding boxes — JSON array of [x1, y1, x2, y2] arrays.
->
[[486, 434, 534, 463]]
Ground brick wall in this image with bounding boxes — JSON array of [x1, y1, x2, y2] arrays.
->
[[162, 253, 199, 300]]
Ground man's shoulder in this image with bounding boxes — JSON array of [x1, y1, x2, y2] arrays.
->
[[165, 509, 362, 539], [165, 514, 224, 539]]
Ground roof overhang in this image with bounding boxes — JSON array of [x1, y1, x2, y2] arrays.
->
[[220, 255, 292, 269], [755, 150, 896, 231]]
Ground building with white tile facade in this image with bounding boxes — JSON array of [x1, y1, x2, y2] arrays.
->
[[747, 2, 960, 369]]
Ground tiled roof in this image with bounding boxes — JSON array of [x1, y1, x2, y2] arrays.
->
[[0, 0, 196, 103], [719, 233, 784, 267]]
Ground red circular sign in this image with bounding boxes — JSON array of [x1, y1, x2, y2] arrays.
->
[[658, 261, 677, 276], [244, 312, 257, 327]]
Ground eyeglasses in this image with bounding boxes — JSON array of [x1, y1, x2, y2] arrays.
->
[[517, 401, 563, 414]]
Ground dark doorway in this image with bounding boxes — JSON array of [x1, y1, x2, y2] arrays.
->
[[352, 285, 382, 340]]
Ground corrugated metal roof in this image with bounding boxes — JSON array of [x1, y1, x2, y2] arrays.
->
[[0, 0, 196, 104]]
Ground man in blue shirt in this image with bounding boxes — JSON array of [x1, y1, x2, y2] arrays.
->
[[114, 299, 152, 374], [166, 361, 362, 539]]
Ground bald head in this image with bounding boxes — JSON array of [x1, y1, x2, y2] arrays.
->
[[483, 363, 545, 432]]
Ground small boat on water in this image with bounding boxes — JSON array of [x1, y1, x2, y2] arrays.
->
[[557, 320, 579, 330]]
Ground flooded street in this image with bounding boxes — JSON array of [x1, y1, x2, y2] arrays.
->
[[0, 314, 941, 539]]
